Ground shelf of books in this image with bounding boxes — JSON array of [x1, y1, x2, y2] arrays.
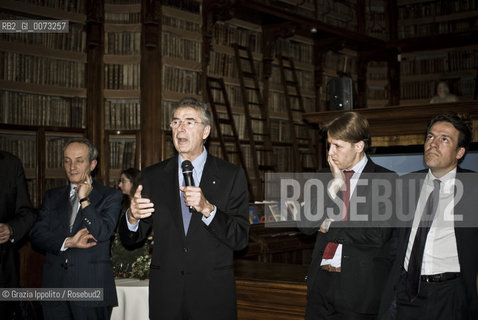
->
[[0, 130, 38, 206], [0, 0, 87, 207], [365, 0, 387, 40], [158, 1, 202, 163], [103, 1, 142, 184], [206, 17, 264, 177], [316, 0, 358, 32], [399, 45, 478, 105], [161, 3, 202, 105], [397, 0, 478, 39], [367, 60, 389, 108], [270, 35, 316, 171], [107, 133, 139, 188]]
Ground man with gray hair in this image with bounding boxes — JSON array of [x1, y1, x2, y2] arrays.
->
[[119, 97, 250, 320], [31, 138, 122, 320]]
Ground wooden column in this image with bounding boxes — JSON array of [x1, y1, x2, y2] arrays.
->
[[356, 51, 368, 109], [141, 0, 162, 167], [313, 42, 326, 112], [86, 0, 105, 182], [388, 49, 400, 107]]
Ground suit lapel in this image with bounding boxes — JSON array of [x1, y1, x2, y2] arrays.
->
[[164, 156, 186, 239], [186, 155, 221, 237]]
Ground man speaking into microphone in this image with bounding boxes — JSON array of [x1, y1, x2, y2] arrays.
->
[[118, 97, 250, 320]]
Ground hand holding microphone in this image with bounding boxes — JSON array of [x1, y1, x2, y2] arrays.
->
[[180, 160, 214, 218], [181, 160, 196, 213]]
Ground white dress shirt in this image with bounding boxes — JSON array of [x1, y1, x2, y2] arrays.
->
[[404, 168, 460, 275]]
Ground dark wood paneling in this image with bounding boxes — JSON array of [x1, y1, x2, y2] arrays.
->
[[235, 260, 308, 320], [303, 101, 478, 137]]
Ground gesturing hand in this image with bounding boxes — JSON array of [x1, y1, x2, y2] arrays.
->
[[128, 185, 155, 225], [65, 228, 97, 249]]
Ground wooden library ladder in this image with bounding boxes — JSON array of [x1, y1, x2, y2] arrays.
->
[[277, 55, 317, 172], [233, 43, 276, 200], [205, 76, 256, 201]]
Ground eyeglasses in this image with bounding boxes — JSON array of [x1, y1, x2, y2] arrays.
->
[[169, 119, 204, 129]]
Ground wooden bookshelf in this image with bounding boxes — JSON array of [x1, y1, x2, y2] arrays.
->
[[106, 132, 140, 188], [102, 1, 142, 184], [398, 45, 478, 105], [160, 1, 202, 111], [0, 0, 476, 202], [397, 0, 478, 39], [0, 0, 86, 24], [303, 101, 478, 146], [0, 1, 87, 206], [1, 2, 478, 317]]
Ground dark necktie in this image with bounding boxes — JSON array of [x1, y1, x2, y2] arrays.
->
[[406, 179, 441, 301], [69, 186, 79, 232], [341, 170, 355, 221], [322, 170, 355, 259]]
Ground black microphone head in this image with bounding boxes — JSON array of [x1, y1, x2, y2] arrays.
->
[[181, 160, 193, 173], [181, 160, 194, 187]]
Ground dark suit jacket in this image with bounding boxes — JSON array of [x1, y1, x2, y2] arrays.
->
[[300, 159, 396, 314], [30, 180, 122, 307], [118, 154, 250, 320], [0, 151, 36, 288], [378, 168, 478, 319]]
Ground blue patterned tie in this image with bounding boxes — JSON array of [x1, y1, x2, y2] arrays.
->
[[181, 162, 194, 234], [69, 186, 79, 232]]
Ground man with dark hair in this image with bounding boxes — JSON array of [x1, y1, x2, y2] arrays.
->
[[301, 111, 396, 319], [379, 113, 478, 319], [0, 151, 36, 319], [30, 138, 122, 320], [118, 97, 249, 320]]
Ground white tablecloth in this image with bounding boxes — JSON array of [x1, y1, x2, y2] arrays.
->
[[111, 278, 149, 320]]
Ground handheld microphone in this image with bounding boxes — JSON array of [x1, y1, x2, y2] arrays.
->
[[181, 160, 195, 212], [181, 160, 195, 187]]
